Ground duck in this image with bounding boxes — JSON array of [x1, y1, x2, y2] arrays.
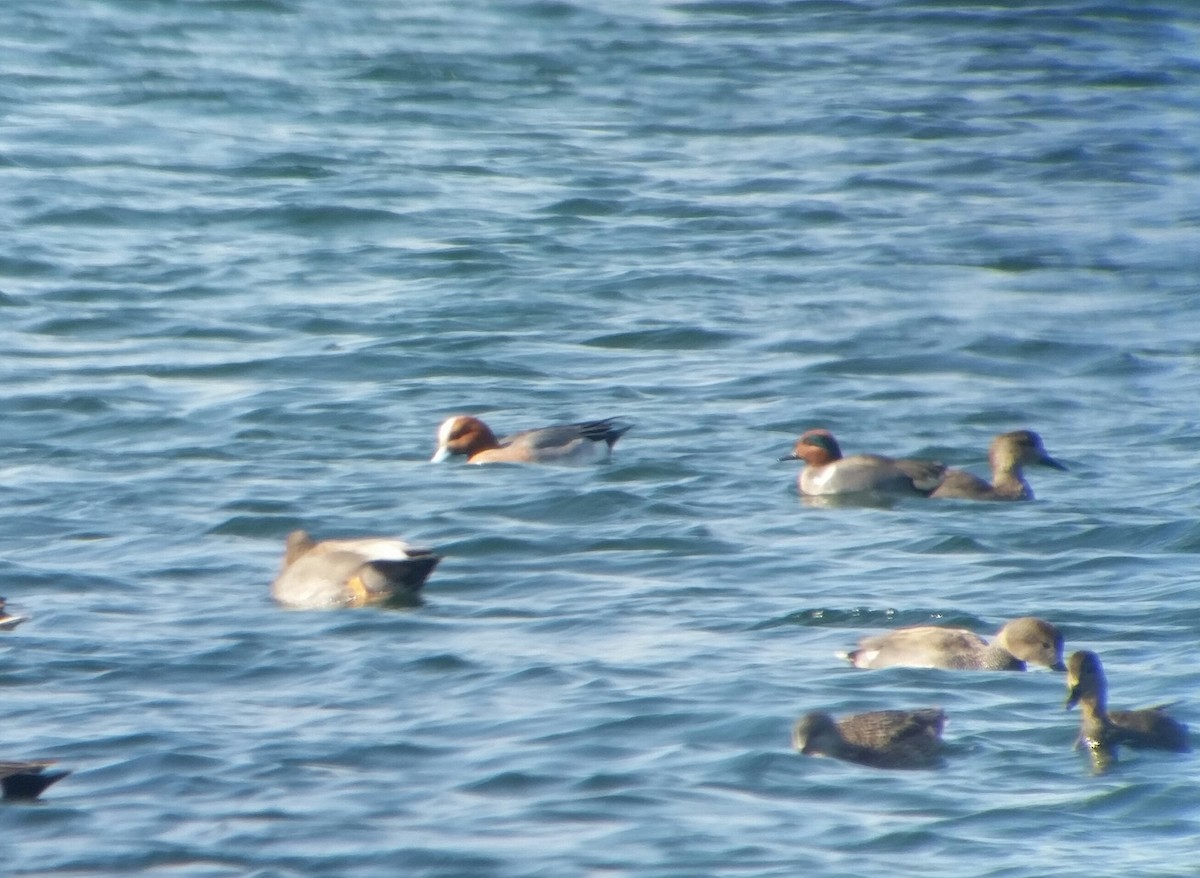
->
[[0, 597, 29, 631], [779, 429, 945, 496], [930, 430, 1066, 501], [271, 530, 441, 610], [843, 616, 1066, 671], [1065, 650, 1190, 771], [792, 708, 946, 769], [0, 760, 70, 800], [431, 415, 632, 465]]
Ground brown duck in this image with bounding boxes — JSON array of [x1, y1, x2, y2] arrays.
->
[[792, 708, 946, 769], [1065, 650, 1190, 771], [930, 430, 1067, 501]]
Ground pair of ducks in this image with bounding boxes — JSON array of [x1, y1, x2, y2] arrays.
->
[[794, 640, 1189, 771], [793, 616, 1064, 769], [781, 428, 1067, 500]]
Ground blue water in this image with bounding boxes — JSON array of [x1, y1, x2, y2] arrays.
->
[[2, 1, 1199, 875]]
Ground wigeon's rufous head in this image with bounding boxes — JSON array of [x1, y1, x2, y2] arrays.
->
[[779, 429, 844, 465], [431, 415, 501, 462]]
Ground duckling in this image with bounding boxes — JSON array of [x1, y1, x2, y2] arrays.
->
[[792, 708, 946, 769], [1065, 650, 1190, 771]]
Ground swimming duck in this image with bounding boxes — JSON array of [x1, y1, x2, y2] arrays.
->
[[271, 530, 441, 610], [0, 760, 70, 800], [0, 598, 29, 631], [930, 430, 1066, 501], [431, 415, 632, 465], [779, 429, 945, 496], [792, 708, 946, 769], [1065, 650, 1190, 771], [843, 616, 1066, 671]]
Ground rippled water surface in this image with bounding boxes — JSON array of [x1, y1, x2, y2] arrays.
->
[[2, 1, 1200, 876]]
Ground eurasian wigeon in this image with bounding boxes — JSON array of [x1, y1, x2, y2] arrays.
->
[[843, 616, 1066, 671], [792, 708, 946, 770], [779, 429, 945, 496], [930, 430, 1067, 501], [0, 760, 70, 800], [271, 530, 441, 610], [1065, 650, 1190, 772], [431, 415, 631, 465], [0, 597, 28, 631]]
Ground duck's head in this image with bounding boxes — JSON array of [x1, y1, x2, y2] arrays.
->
[[780, 429, 844, 466], [792, 711, 842, 756], [431, 415, 499, 462], [1065, 650, 1107, 710], [993, 430, 1067, 472], [996, 617, 1067, 671]]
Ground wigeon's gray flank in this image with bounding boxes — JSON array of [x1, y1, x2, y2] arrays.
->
[[931, 430, 1067, 501], [780, 429, 945, 496], [844, 616, 1066, 672], [431, 415, 631, 465], [792, 708, 946, 770], [271, 530, 441, 610], [0, 760, 70, 800], [1065, 650, 1190, 772]]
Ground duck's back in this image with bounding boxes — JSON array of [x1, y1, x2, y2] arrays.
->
[[272, 535, 439, 609], [1110, 707, 1190, 752], [930, 469, 1002, 500], [848, 626, 1014, 670], [838, 708, 946, 768], [802, 454, 936, 496]]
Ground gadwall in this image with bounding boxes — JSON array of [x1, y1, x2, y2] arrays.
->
[[431, 415, 632, 465], [843, 617, 1066, 671], [779, 429, 945, 496], [1065, 650, 1190, 771], [271, 530, 441, 610], [792, 708, 946, 769], [0, 760, 70, 800], [930, 430, 1066, 501]]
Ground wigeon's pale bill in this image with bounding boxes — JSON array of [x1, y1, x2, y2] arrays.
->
[[842, 616, 1066, 671], [271, 530, 441, 610], [779, 429, 945, 496], [0, 760, 71, 800], [792, 708, 946, 770], [430, 415, 632, 465], [930, 430, 1067, 501], [0, 597, 29, 631], [1065, 650, 1190, 773]]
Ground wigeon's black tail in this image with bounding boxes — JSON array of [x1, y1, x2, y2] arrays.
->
[[1, 764, 70, 800], [576, 418, 632, 449]]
